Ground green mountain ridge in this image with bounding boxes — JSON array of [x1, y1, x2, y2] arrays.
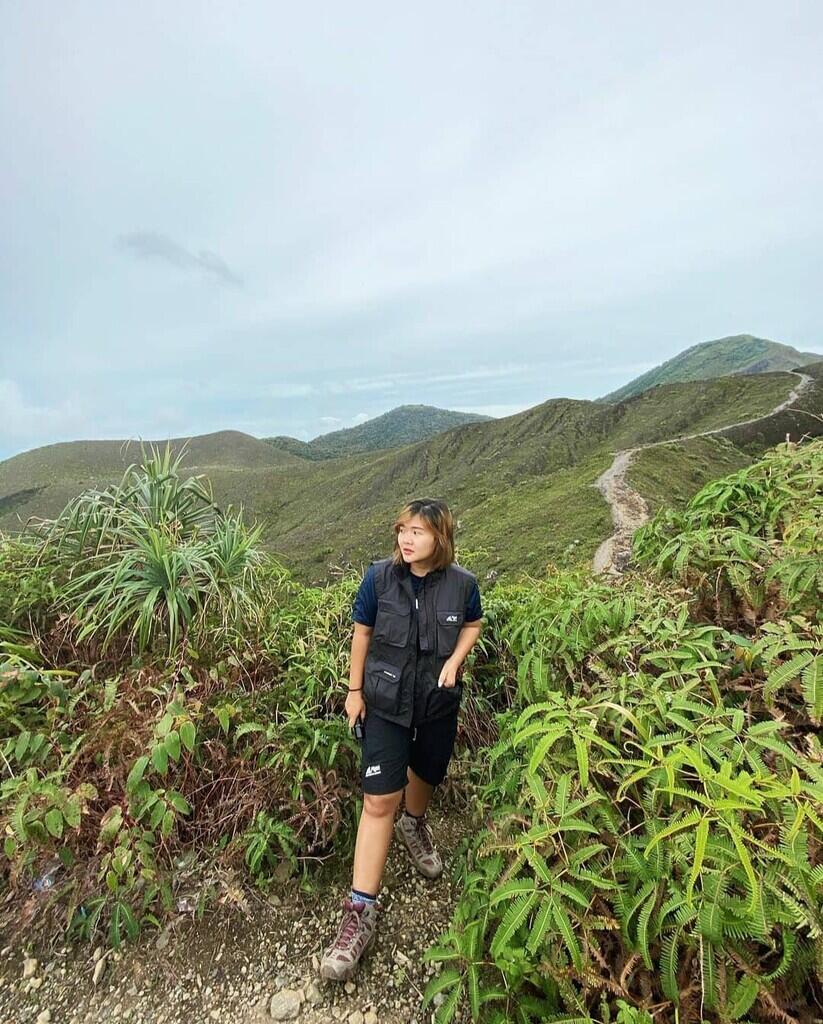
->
[[597, 334, 820, 404], [264, 404, 492, 460], [3, 362, 821, 586]]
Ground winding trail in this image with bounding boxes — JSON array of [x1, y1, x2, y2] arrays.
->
[[591, 371, 814, 576]]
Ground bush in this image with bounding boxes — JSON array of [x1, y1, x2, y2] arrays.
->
[[0, 449, 368, 947], [26, 441, 268, 657], [422, 438, 822, 1024]]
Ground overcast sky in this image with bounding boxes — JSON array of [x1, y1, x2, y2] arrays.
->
[[1, 2, 822, 461]]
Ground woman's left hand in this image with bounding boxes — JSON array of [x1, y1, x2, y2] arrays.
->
[[438, 659, 463, 688]]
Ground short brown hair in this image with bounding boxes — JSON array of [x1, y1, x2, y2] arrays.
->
[[391, 497, 455, 570]]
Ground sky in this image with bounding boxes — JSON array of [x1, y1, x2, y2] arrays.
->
[[1, 1, 822, 461]]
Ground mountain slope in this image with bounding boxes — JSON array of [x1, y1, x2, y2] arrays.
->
[[264, 404, 492, 460], [0, 430, 299, 526], [598, 334, 820, 404], [197, 370, 823, 583], [2, 369, 821, 586]]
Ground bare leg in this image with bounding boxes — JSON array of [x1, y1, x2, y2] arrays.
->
[[351, 790, 403, 895], [403, 767, 434, 817]]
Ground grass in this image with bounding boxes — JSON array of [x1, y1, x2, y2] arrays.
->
[[1, 368, 821, 587], [2, 438, 821, 1022], [625, 436, 754, 516], [599, 333, 820, 403]]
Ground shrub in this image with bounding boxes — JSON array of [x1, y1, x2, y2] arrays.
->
[[423, 438, 822, 1024], [28, 441, 266, 657]]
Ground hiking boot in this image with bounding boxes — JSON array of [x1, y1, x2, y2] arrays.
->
[[319, 897, 379, 982], [395, 812, 443, 879]]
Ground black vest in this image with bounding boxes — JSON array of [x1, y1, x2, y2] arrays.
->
[[362, 556, 476, 727]]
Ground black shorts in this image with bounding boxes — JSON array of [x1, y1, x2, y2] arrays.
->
[[359, 711, 459, 795]]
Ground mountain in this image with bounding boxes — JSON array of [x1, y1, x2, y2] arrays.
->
[[264, 404, 492, 460], [3, 364, 820, 586], [0, 429, 299, 526], [598, 334, 820, 404]]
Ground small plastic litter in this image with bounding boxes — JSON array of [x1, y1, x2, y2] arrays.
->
[[32, 859, 61, 892]]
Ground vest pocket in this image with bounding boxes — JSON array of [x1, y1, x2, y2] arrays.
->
[[373, 598, 410, 647], [424, 680, 462, 719], [435, 609, 464, 657], [363, 659, 402, 715]]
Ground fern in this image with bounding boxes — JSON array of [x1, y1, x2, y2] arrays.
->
[[801, 655, 822, 722], [490, 891, 537, 958]]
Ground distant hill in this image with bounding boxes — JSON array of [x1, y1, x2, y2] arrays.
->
[[3, 367, 820, 586], [598, 334, 820, 404], [264, 404, 492, 460], [0, 429, 300, 525]]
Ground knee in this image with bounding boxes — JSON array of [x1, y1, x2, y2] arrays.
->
[[363, 792, 401, 819]]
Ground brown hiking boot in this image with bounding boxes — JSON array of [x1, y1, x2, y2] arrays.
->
[[395, 812, 443, 879], [319, 897, 379, 982]]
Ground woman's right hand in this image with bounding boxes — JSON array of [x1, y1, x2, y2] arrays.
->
[[345, 689, 366, 729]]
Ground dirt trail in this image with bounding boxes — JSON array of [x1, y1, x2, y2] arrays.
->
[[591, 371, 814, 575], [0, 807, 473, 1024]]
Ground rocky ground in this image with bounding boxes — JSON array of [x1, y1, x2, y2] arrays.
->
[[0, 810, 473, 1024], [591, 448, 650, 575]]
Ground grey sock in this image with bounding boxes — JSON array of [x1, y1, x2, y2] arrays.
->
[[350, 887, 377, 905]]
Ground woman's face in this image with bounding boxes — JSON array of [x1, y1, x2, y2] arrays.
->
[[396, 514, 437, 566]]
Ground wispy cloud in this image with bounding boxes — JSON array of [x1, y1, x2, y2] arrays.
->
[[116, 232, 243, 287], [0, 379, 84, 451], [321, 363, 534, 396]]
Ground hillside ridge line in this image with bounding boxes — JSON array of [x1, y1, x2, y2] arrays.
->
[[591, 370, 815, 575]]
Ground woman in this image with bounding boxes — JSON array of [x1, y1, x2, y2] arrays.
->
[[320, 497, 483, 982]]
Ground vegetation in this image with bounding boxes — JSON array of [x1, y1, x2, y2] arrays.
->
[[624, 436, 753, 516], [598, 334, 819, 404], [421, 437, 822, 1023], [264, 404, 492, 460], [2, 366, 819, 588], [0, 444, 365, 947], [1, 433, 821, 1022]]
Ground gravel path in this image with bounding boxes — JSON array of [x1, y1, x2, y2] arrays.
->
[[591, 371, 814, 575], [0, 809, 472, 1024]]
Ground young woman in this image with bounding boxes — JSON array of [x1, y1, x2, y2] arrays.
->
[[320, 497, 483, 982]]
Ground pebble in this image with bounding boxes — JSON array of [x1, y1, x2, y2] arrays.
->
[[305, 980, 323, 1006], [269, 987, 303, 1021], [1, 812, 461, 1024], [23, 957, 38, 979], [36, 1012, 52, 1024], [93, 957, 106, 986]]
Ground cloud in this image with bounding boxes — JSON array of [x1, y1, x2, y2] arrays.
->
[[452, 403, 531, 418], [116, 232, 243, 287], [0, 379, 84, 454], [319, 362, 535, 397], [267, 382, 318, 400]]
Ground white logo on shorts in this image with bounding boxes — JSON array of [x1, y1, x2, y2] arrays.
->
[[365, 764, 382, 778], [446, 614, 458, 622]]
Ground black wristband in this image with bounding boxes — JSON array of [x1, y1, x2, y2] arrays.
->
[[348, 687, 362, 692]]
